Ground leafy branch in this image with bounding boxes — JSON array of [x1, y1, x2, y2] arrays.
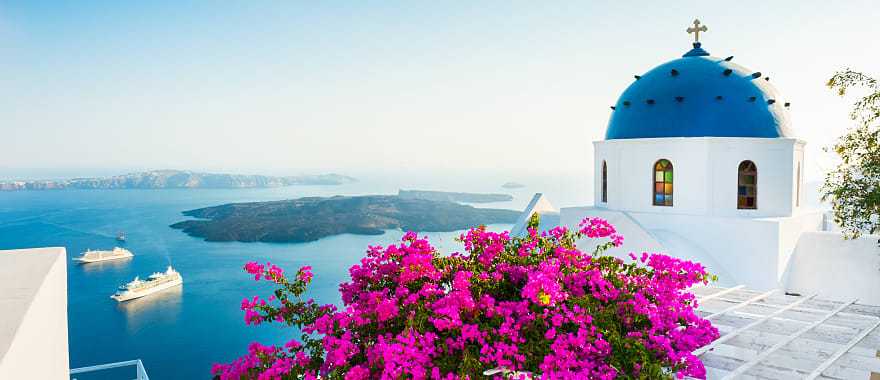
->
[[822, 69, 880, 240]]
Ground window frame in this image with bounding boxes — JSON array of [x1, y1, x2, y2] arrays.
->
[[601, 160, 608, 203], [652, 159, 673, 207], [737, 160, 758, 210]]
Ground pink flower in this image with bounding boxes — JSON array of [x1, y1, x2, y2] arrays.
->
[[376, 299, 399, 322], [296, 266, 313, 283], [345, 365, 370, 380], [216, 217, 718, 380], [244, 261, 264, 281], [578, 217, 617, 238], [265, 262, 284, 283]]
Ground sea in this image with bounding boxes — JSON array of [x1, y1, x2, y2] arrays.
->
[[0, 171, 589, 379]]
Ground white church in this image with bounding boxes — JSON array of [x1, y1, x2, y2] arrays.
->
[[512, 22, 879, 304]]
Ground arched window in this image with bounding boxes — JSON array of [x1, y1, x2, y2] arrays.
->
[[601, 161, 608, 203], [653, 159, 673, 206], [738, 160, 757, 209], [796, 162, 802, 207]]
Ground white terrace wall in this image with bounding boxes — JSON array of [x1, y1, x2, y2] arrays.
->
[[629, 211, 822, 289], [0, 247, 69, 380], [560, 206, 824, 290], [784, 232, 880, 305], [559, 206, 664, 257], [619, 212, 782, 288]]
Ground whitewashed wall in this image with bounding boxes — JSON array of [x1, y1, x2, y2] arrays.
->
[[560, 206, 824, 290], [776, 211, 825, 282], [0, 247, 69, 380], [594, 137, 805, 218], [559, 206, 664, 256], [792, 145, 805, 211], [625, 212, 781, 288], [784, 232, 880, 305]]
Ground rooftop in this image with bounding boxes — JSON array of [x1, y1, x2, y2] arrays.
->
[[606, 44, 793, 141]]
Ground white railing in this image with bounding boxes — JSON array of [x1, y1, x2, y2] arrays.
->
[[70, 359, 149, 380]]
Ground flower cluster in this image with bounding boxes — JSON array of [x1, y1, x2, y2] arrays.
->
[[245, 262, 285, 283], [213, 216, 718, 379]]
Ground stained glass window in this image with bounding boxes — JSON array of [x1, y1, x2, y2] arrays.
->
[[601, 161, 608, 203], [738, 160, 757, 209], [653, 159, 673, 206]]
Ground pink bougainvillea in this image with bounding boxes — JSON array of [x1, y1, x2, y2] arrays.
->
[[213, 215, 718, 379]]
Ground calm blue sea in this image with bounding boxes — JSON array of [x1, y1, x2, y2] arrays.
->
[[0, 173, 589, 379]]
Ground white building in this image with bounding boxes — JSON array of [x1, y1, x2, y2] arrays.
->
[[0, 247, 149, 380], [515, 29, 879, 304], [0, 248, 69, 380]]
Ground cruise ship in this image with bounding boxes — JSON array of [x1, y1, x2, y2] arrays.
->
[[73, 247, 133, 263], [111, 266, 183, 302]]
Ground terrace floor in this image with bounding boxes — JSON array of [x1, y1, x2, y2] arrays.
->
[[692, 286, 880, 379]]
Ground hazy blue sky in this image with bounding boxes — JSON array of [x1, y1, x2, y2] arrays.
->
[[0, 1, 877, 179]]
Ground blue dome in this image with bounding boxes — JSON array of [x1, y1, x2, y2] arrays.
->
[[606, 43, 793, 140]]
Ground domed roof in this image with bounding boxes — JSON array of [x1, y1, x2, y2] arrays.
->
[[606, 43, 793, 140]]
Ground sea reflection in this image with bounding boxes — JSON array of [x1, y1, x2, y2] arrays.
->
[[76, 257, 133, 273], [117, 285, 183, 333]]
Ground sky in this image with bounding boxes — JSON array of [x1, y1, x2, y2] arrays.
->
[[0, 1, 878, 180]]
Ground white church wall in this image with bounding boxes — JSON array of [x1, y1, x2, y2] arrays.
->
[[707, 138, 799, 218], [627, 212, 782, 289], [594, 138, 711, 215], [559, 206, 791, 288], [784, 232, 880, 305], [549, 196, 830, 292], [793, 144, 806, 211], [594, 137, 801, 218]]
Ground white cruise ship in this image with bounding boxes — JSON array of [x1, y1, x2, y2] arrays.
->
[[111, 266, 183, 302], [73, 247, 133, 263]]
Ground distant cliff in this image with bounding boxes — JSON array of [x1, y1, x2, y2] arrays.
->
[[398, 189, 513, 203], [0, 170, 357, 191], [170, 195, 520, 243]]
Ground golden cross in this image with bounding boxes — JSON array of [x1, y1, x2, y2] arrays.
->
[[686, 19, 708, 42]]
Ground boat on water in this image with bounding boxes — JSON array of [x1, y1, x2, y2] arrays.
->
[[111, 266, 183, 302], [116, 231, 126, 242], [73, 247, 133, 263]]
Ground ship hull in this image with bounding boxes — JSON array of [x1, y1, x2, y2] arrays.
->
[[73, 254, 132, 264], [111, 277, 183, 302]]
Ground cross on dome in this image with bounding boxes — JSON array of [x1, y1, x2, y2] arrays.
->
[[687, 19, 708, 42], [607, 18, 793, 140]]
